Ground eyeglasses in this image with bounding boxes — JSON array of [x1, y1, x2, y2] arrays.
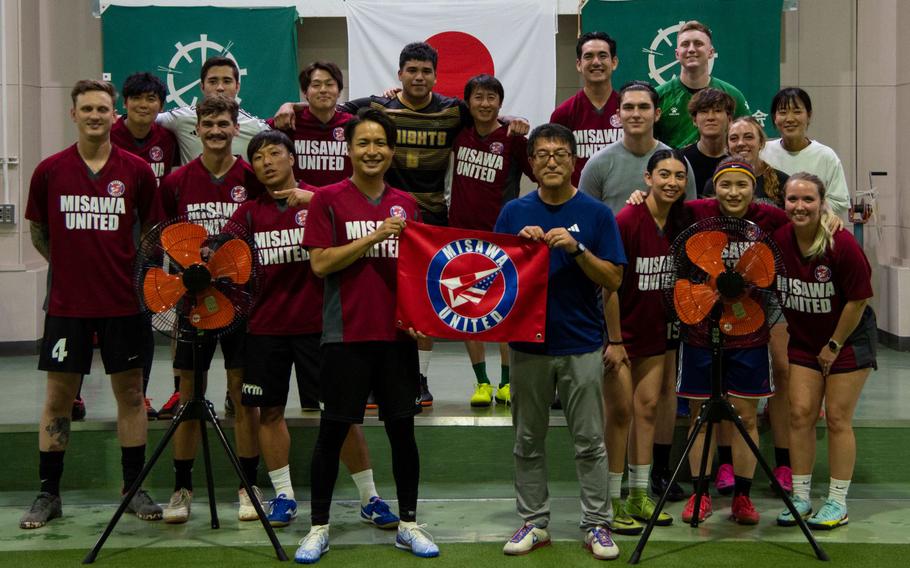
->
[[532, 149, 573, 163]]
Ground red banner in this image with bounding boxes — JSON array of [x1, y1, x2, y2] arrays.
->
[[396, 222, 549, 342]]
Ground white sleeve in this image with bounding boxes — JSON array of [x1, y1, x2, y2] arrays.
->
[[824, 154, 850, 216]]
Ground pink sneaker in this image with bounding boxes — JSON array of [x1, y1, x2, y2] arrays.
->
[[773, 465, 793, 493], [714, 463, 734, 496]]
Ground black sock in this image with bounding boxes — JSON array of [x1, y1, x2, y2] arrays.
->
[[774, 447, 791, 468], [174, 458, 194, 492], [173, 376, 180, 392], [653, 443, 672, 474], [310, 418, 351, 525], [39, 450, 65, 496], [121, 445, 145, 493], [385, 417, 419, 522], [690, 476, 708, 495], [717, 445, 733, 466], [239, 455, 260, 488], [734, 475, 753, 497]]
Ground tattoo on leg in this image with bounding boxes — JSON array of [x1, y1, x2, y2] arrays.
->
[[45, 417, 71, 450]]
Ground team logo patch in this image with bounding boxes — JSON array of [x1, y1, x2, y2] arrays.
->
[[332, 127, 345, 141], [295, 209, 308, 226], [107, 180, 125, 197], [815, 265, 832, 283], [489, 142, 504, 155], [390, 205, 407, 220], [231, 186, 248, 202], [149, 146, 164, 161], [610, 113, 622, 128], [426, 239, 518, 334]]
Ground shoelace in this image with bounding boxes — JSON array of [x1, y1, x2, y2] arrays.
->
[[298, 528, 329, 548], [510, 524, 534, 542], [591, 527, 613, 546], [402, 523, 435, 543]]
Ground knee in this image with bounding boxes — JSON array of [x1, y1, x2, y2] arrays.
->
[[789, 401, 817, 430], [514, 432, 545, 459], [574, 434, 606, 460], [606, 400, 633, 428], [823, 407, 852, 435], [260, 407, 284, 426]]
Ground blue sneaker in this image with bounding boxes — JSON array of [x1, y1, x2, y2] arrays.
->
[[360, 496, 400, 529], [395, 522, 439, 558], [295, 525, 329, 564], [777, 495, 812, 527], [267, 494, 298, 527], [807, 499, 848, 530]]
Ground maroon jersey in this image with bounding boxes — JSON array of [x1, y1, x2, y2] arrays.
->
[[773, 225, 873, 370], [25, 144, 158, 317], [110, 116, 178, 184], [449, 126, 533, 231], [230, 183, 322, 335], [302, 179, 420, 343], [550, 89, 623, 186], [157, 156, 264, 232], [615, 203, 674, 358], [266, 108, 353, 186]]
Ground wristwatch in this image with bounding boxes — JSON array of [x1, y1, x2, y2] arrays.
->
[[570, 242, 587, 258], [827, 338, 842, 353]]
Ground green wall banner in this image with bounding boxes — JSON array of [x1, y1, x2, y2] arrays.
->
[[102, 6, 298, 118]]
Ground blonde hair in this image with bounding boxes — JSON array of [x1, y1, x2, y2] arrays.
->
[[728, 116, 783, 206], [785, 172, 835, 259]]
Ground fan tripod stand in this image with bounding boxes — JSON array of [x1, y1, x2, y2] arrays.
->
[[629, 313, 829, 564], [84, 333, 288, 563]]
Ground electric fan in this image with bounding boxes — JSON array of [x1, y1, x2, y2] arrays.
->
[[86, 212, 288, 563], [630, 216, 827, 564]]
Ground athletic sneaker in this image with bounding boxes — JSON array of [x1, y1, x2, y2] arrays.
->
[[730, 495, 760, 525], [365, 392, 378, 410], [267, 494, 298, 527], [72, 396, 86, 421], [125, 488, 162, 520], [470, 383, 494, 407], [163, 488, 192, 524], [777, 494, 813, 527], [772, 465, 793, 493], [224, 391, 235, 417], [807, 499, 848, 530], [417, 374, 433, 407], [19, 492, 62, 529], [650, 469, 686, 502], [495, 383, 511, 406], [145, 397, 158, 420], [584, 526, 619, 560], [157, 390, 181, 420], [395, 522, 439, 557], [714, 463, 734, 496], [610, 498, 644, 535], [295, 525, 330, 564], [360, 496, 399, 529], [681, 494, 713, 523], [502, 522, 550, 555], [625, 490, 673, 526], [238, 485, 264, 521]]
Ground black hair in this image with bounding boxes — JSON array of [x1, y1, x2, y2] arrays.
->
[[527, 123, 576, 157], [399, 42, 438, 71], [121, 72, 167, 104], [299, 61, 344, 92], [463, 74, 504, 103], [196, 95, 239, 124], [619, 80, 659, 108], [576, 31, 617, 59], [771, 87, 813, 116], [645, 148, 692, 242], [247, 130, 295, 163], [344, 107, 397, 150], [200, 56, 239, 84]]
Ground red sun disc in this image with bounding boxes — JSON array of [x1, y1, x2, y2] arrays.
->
[[425, 31, 495, 98]]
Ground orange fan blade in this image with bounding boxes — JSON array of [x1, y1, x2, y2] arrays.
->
[[674, 280, 719, 325], [189, 287, 236, 330], [719, 295, 765, 336], [161, 222, 207, 268], [207, 239, 252, 284], [685, 231, 728, 278], [143, 267, 186, 313], [735, 242, 775, 288]]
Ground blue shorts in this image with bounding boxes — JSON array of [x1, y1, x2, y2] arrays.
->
[[677, 343, 773, 399]]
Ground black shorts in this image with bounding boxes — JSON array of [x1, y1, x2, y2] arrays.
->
[[173, 328, 245, 371], [677, 344, 773, 399], [320, 341, 420, 423], [242, 333, 321, 408], [39, 314, 150, 375]]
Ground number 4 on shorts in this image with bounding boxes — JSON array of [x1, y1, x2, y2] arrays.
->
[[52, 338, 68, 362]]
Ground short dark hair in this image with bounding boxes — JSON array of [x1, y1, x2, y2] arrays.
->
[[196, 95, 239, 124], [200, 56, 239, 84], [121, 72, 167, 104], [247, 130, 295, 163], [399, 42, 438, 71], [687, 88, 735, 119], [527, 123, 576, 157], [576, 31, 617, 59], [771, 87, 813, 116], [679, 20, 712, 41], [299, 61, 344, 93], [344, 107, 397, 150], [463, 74, 504, 103], [619, 80, 659, 108], [71, 79, 117, 106]]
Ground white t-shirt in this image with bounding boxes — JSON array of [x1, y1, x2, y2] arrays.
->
[[760, 138, 850, 215], [157, 106, 269, 165]]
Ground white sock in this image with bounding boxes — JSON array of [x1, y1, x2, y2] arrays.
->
[[418, 349, 432, 377], [351, 469, 378, 505], [792, 473, 812, 501], [608, 471, 623, 500], [268, 465, 294, 500], [629, 464, 651, 492], [828, 477, 851, 506]]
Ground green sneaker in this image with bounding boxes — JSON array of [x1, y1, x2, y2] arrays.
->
[[807, 499, 848, 530], [610, 498, 643, 535], [626, 490, 673, 526], [470, 383, 494, 407], [777, 495, 812, 527]]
